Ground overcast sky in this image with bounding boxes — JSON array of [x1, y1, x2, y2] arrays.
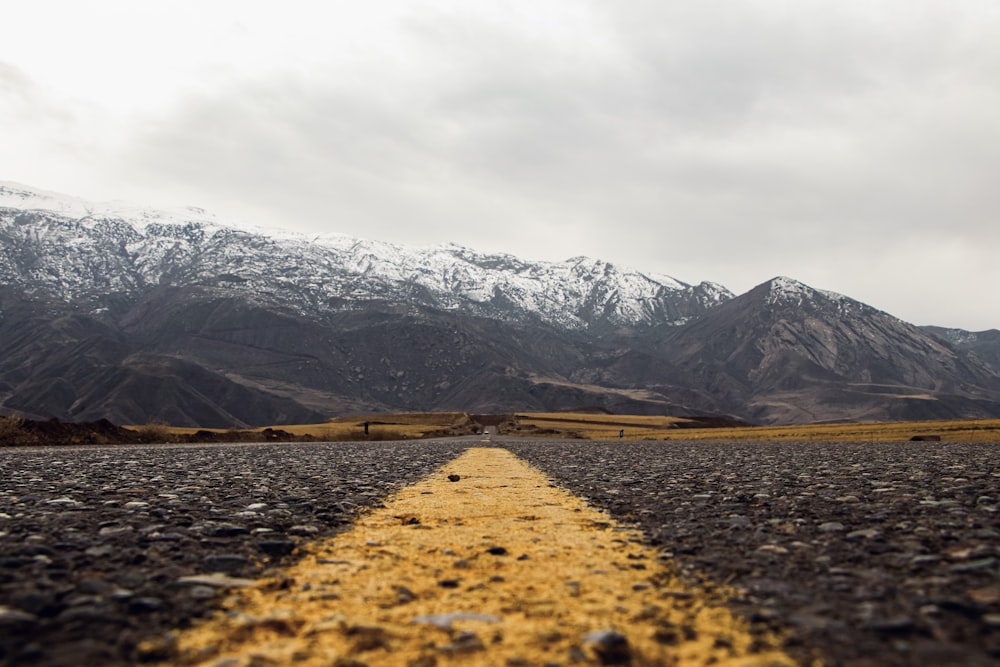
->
[[3, 1, 998, 329]]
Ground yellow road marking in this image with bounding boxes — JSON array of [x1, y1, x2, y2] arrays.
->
[[158, 448, 797, 666]]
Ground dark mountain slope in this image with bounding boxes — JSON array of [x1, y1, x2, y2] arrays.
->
[[113, 287, 697, 417], [0, 300, 326, 427], [923, 326, 1000, 374], [646, 278, 1000, 423]]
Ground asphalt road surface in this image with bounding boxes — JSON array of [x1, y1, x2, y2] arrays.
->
[[1, 438, 998, 666], [508, 439, 1000, 666]]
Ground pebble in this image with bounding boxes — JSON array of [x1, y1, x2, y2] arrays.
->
[[176, 573, 262, 589], [0, 605, 38, 625], [437, 631, 484, 653], [129, 597, 165, 613], [45, 497, 81, 507], [211, 523, 250, 537], [10, 591, 60, 617], [204, 554, 250, 574], [85, 545, 115, 557], [949, 557, 996, 572], [258, 539, 296, 557], [78, 577, 112, 595], [755, 544, 789, 555], [818, 521, 846, 532], [396, 585, 417, 603], [188, 585, 218, 600], [581, 629, 631, 665], [910, 555, 940, 565], [846, 528, 880, 540], [865, 617, 915, 633], [56, 605, 121, 624], [109, 588, 135, 601], [149, 531, 185, 542], [967, 586, 1000, 604]]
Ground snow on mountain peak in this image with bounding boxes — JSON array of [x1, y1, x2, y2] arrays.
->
[[0, 180, 220, 231], [770, 275, 808, 290], [764, 276, 850, 306], [0, 182, 724, 330], [764, 276, 809, 302], [0, 181, 96, 218]]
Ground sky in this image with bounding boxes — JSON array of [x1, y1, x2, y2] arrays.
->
[[2, 1, 999, 330]]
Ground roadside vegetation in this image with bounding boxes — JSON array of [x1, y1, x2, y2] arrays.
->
[[128, 412, 474, 442], [0, 415, 24, 440], [513, 412, 1000, 442], [3, 411, 1000, 446], [0, 413, 474, 447]]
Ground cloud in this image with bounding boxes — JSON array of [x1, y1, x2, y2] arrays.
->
[[12, 0, 995, 329], [0, 61, 118, 192], [0, 62, 39, 108]]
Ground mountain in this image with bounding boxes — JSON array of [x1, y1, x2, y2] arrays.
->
[[922, 326, 1000, 374], [0, 182, 730, 332], [643, 277, 1000, 423], [2, 181, 999, 426]]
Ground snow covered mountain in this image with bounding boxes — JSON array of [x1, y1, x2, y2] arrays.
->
[[2, 181, 999, 427], [0, 181, 730, 332]]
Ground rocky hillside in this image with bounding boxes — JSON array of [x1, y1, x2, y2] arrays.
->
[[642, 278, 1000, 423], [2, 182, 999, 426], [923, 326, 1000, 373]]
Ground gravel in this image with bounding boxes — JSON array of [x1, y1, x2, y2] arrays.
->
[[507, 439, 1000, 667], [0, 440, 469, 666], [3, 438, 999, 666]]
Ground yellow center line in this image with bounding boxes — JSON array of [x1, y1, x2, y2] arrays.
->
[[157, 447, 798, 666]]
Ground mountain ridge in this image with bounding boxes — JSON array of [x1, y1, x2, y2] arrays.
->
[[2, 181, 999, 426], [0, 181, 731, 332], [645, 276, 1000, 423]]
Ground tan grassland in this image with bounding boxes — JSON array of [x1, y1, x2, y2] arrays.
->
[[515, 413, 1000, 442], [132, 412, 1000, 443], [145, 412, 470, 441]]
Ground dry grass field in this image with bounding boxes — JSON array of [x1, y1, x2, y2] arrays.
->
[[143, 412, 471, 442], [7, 412, 996, 447], [284, 412, 471, 440], [114, 412, 1000, 444], [513, 412, 1000, 442]]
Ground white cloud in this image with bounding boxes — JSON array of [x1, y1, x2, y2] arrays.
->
[[2, 0, 999, 329]]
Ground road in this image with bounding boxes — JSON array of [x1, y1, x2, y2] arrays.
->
[[1, 438, 998, 666]]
